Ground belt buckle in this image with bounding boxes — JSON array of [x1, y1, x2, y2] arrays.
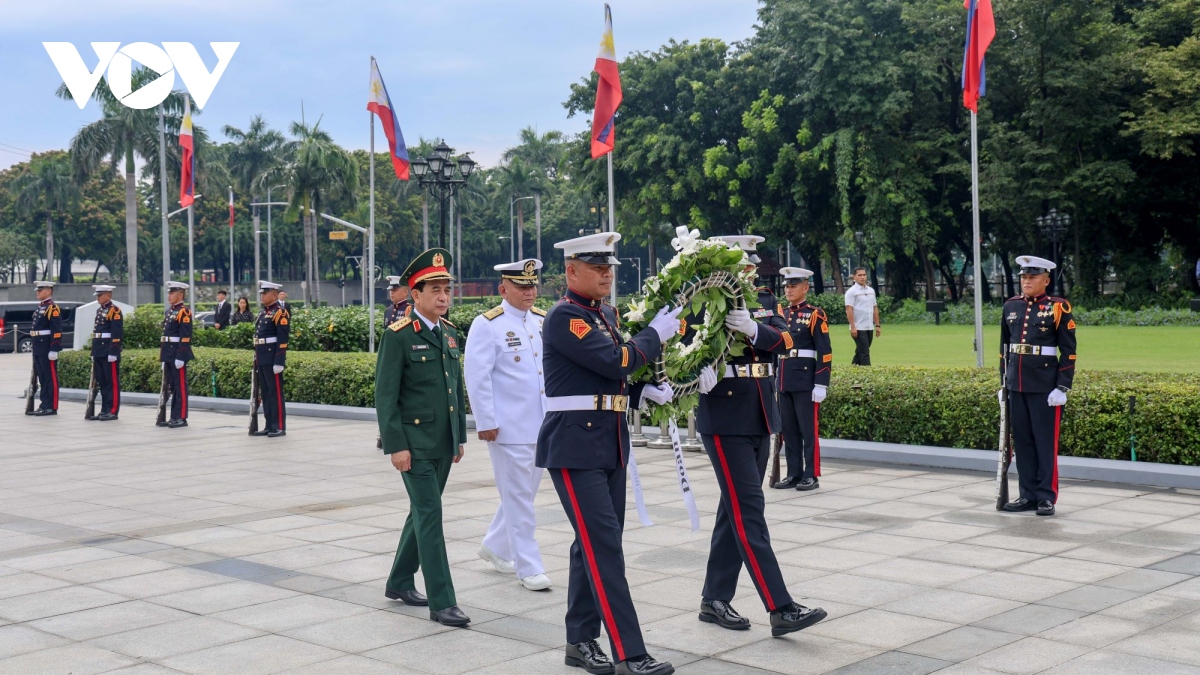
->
[[1012, 344, 1033, 356], [612, 396, 628, 413], [751, 363, 770, 378]]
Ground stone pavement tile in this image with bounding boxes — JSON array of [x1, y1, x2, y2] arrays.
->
[[102, 664, 189, 674], [949, 571, 1081, 603], [1164, 608, 1200, 630], [284, 523, 389, 544], [1010, 556, 1131, 584], [809, 512, 914, 532], [272, 573, 354, 594], [519, 599, 687, 628], [90, 567, 230, 599], [186, 533, 310, 558], [241, 543, 371, 570], [850, 558, 987, 588], [908, 543, 1041, 570], [642, 612, 774, 657], [145, 525, 250, 547], [141, 548, 221, 567], [468, 615, 568, 649], [229, 515, 332, 534], [211, 593, 373, 632], [719, 633, 884, 674], [1040, 614, 1155, 648], [964, 532, 1081, 556], [1110, 626, 1200, 667], [1161, 577, 1200, 601], [362, 628, 545, 674], [881, 589, 1021, 624], [1068, 507, 1178, 529], [3, 545, 124, 571], [28, 599, 191, 641], [0, 642, 137, 675], [159, 634, 345, 675], [38, 553, 175, 584], [849, 501, 960, 520], [823, 532, 946, 557], [825, 650, 951, 674], [282, 610, 447, 653], [767, 522, 858, 546], [673, 658, 779, 674], [795, 573, 927, 608], [326, 532, 401, 555], [1041, 649, 1200, 675], [777, 563, 835, 587], [923, 665, 1006, 674], [1060, 542, 1181, 567], [900, 625, 1021, 662], [0, 571, 71, 599], [278, 654, 424, 674], [1097, 569, 1193, 593], [1151, 555, 1200, 576], [1118, 498, 1200, 518], [0, 624, 70, 659], [1100, 591, 1200, 625], [776, 546, 890, 572], [1117, 530, 1200, 553], [147, 579, 299, 614], [879, 521, 996, 542], [807, 608, 958, 650], [973, 605, 1087, 635], [299, 553, 392, 584], [460, 648, 575, 674], [834, 485, 927, 501], [0, 585, 128, 622], [964, 636, 1091, 674], [0, 533, 63, 553], [455, 579, 563, 616], [1037, 584, 1144, 613]]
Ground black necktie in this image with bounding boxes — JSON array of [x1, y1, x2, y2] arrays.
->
[[431, 324, 441, 340]]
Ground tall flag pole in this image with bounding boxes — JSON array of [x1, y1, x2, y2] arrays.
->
[[366, 57, 409, 352], [591, 4, 623, 304], [180, 96, 196, 315], [229, 186, 235, 291], [963, 0, 995, 368]]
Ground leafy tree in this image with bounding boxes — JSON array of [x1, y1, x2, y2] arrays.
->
[[11, 151, 78, 281]]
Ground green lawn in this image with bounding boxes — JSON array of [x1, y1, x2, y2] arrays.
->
[[829, 324, 1200, 372]]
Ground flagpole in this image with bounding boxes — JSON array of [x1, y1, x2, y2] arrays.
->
[[607, 150, 617, 306], [229, 187, 235, 294], [187, 205, 195, 316], [368, 60, 376, 354], [970, 110, 984, 368], [158, 104, 169, 306]]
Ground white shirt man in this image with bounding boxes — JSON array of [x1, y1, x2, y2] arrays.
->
[[464, 259, 551, 591], [844, 267, 880, 365]]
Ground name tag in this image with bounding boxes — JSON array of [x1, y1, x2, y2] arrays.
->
[[411, 344, 429, 351]]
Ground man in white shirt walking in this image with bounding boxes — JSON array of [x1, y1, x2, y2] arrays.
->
[[465, 259, 552, 591], [844, 267, 881, 366]]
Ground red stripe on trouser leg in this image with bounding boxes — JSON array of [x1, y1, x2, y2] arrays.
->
[[813, 402, 821, 477], [111, 362, 119, 413], [560, 469, 625, 662], [1052, 405, 1062, 502], [275, 373, 284, 429], [50, 360, 58, 409], [712, 435, 776, 610], [179, 367, 187, 418]]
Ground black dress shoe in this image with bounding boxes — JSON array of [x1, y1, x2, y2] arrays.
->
[[795, 477, 820, 491], [565, 640, 614, 674], [699, 599, 750, 630], [33, 409, 57, 416], [429, 605, 470, 627], [384, 588, 428, 606], [24, 410, 36, 416], [156, 420, 170, 427], [770, 602, 828, 637], [772, 476, 800, 489], [267, 430, 286, 438], [615, 655, 674, 675], [1037, 500, 1056, 516], [97, 412, 118, 421], [1002, 498, 1038, 513], [167, 419, 188, 428]]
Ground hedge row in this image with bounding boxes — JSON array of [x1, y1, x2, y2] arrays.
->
[[58, 350, 1200, 466], [887, 298, 1200, 326]]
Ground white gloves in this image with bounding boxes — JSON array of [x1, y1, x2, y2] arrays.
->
[[997, 388, 1005, 404], [643, 382, 675, 406], [174, 359, 184, 369], [47, 352, 58, 361], [1047, 388, 1067, 407], [107, 355, 117, 363], [697, 365, 718, 395], [649, 305, 685, 342], [273, 365, 284, 375], [812, 385, 827, 404], [725, 309, 757, 339]]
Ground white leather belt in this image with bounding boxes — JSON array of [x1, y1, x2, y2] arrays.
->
[[546, 394, 629, 412], [1007, 344, 1058, 356], [781, 349, 817, 359], [30, 330, 51, 336], [724, 364, 774, 378], [93, 332, 111, 338], [160, 336, 181, 342], [254, 337, 278, 345]]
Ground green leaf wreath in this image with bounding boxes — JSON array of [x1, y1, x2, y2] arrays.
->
[[622, 234, 761, 425]]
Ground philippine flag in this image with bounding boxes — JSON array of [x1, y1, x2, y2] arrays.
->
[[368, 59, 411, 181], [179, 96, 195, 208], [962, 0, 996, 112], [590, 4, 623, 159]]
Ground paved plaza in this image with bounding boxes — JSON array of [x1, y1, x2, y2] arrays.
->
[[1, 354, 1200, 674]]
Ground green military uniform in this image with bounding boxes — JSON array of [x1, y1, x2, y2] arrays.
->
[[376, 248, 467, 612]]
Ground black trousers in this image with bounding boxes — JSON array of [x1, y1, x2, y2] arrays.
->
[[257, 365, 286, 432], [1009, 391, 1062, 503], [701, 434, 793, 612], [549, 467, 646, 663], [778, 391, 821, 479], [93, 357, 120, 415], [33, 355, 59, 411], [851, 330, 873, 365], [165, 362, 188, 420]]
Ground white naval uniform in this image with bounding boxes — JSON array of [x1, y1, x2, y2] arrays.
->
[[465, 299, 547, 578]]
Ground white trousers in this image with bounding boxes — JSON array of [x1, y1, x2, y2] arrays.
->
[[482, 441, 545, 578]]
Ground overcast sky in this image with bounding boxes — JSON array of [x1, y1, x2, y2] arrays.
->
[[0, 0, 760, 171]]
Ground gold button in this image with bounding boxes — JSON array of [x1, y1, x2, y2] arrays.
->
[[414, 419, 420, 425], [586, 422, 592, 427], [727, 391, 733, 396], [450, 406, 454, 412], [445, 372, 449, 376], [448, 389, 453, 393], [421, 356, 426, 362]]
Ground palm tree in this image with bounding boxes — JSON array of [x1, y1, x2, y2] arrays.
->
[[13, 152, 79, 281], [496, 157, 542, 259], [224, 116, 287, 198], [503, 127, 566, 179], [56, 69, 187, 302]]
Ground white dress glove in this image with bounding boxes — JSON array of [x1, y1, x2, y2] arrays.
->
[[997, 388, 1005, 404], [642, 382, 675, 406], [47, 352, 58, 361], [1047, 388, 1067, 407], [648, 305, 685, 342], [107, 355, 117, 363], [273, 365, 284, 375], [725, 308, 757, 338], [697, 365, 718, 395], [174, 359, 184, 369], [812, 385, 827, 404]]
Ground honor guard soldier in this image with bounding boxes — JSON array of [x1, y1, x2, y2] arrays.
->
[[253, 281, 290, 438], [538, 233, 681, 675], [466, 259, 553, 592], [89, 285, 123, 420], [385, 276, 412, 324], [158, 282, 193, 428], [690, 243, 828, 637], [776, 268, 833, 490], [375, 249, 471, 628], [1000, 256, 1076, 516], [27, 281, 62, 416]]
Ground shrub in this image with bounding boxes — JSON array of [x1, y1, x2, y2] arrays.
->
[[882, 298, 1200, 327], [805, 292, 895, 325]]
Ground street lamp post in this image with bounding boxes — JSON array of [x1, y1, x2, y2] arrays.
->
[[309, 209, 376, 353], [1037, 208, 1071, 295], [510, 195, 534, 261], [167, 196, 201, 315], [410, 141, 475, 248], [251, 195, 289, 283]]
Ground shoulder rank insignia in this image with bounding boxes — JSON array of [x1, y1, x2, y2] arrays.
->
[[442, 318, 457, 329], [531, 306, 546, 317], [389, 317, 413, 332], [569, 318, 592, 339], [483, 306, 504, 321]]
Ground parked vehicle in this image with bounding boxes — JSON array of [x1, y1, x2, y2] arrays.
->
[[0, 301, 84, 354]]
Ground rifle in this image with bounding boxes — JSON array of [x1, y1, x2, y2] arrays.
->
[[24, 356, 37, 414], [248, 360, 261, 435], [769, 434, 782, 487], [85, 358, 99, 419], [155, 362, 168, 426], [995, 388, 1012, 510]]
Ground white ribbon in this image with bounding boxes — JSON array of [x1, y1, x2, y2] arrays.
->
[[667, 418, 701, 532], [627, 449, 654, 527], [670, 225, 701, 252]]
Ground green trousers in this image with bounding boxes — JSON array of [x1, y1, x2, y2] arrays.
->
[[386, 456, 456, 610]]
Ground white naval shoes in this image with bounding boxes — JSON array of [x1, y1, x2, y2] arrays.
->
[[520, 573, 552, 591], [478, 545, 516, 574]]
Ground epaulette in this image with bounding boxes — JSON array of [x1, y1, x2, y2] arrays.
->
[[531, 306, 546, 317], [483, 305, 505, 321], [273, 308, 290, 324], [442, 318, 457, 329], [1050, 297, 1072, 312], [389, 317, 413, 332]]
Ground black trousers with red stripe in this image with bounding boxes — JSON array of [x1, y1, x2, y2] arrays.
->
[[549, 467, 646, 663], [165, 362, 188, 420], [701, 434, 793, 612], [33, 355, 59, 411], [257, 364, 286, 432], [779, 391, 820, 479], [93, 357, 120, 415], [1009, 391, 1061, 504]]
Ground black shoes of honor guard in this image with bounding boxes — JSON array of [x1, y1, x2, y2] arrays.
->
[[770, 602, 828, 637], [796, 477, 819, 491], [1037, 500, 1056, 516], [267, 430, 286, 438], [167, 419, 188, 428], [1002, 498, 1039, 513], [772, 476, 800, 489], [699, 599, 750, 630], [615, 655, 674, 675], [565, 640, 614, 674], [429, 605, 470, 627], [384, 588, 428, 606], [96, 412, 118, 421], [32, 409, 56, 416]]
